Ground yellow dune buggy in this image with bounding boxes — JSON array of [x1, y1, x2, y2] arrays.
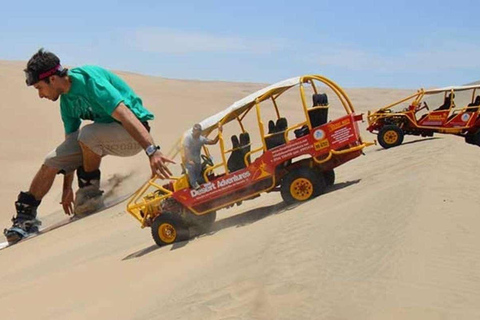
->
[[367, 84, 480, 148], [128, 75, 373, 246]]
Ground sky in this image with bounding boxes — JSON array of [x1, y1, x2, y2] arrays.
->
[[1, 0, 480, 88]]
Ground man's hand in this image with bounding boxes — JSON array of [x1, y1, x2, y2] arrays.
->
[[61, 187, 74, 215], [150, 151, 176, 178]]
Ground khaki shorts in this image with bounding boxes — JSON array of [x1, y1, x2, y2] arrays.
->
[[44, 122, 143, 174]]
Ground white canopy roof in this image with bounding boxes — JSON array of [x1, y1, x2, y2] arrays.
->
[[183, 76, 301, 137], [425, 84, 480, 94]]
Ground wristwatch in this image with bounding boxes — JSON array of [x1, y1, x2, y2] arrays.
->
[[145, 144, 160, 157]]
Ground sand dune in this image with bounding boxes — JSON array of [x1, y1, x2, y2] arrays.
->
[[0, 61, 479, 319]]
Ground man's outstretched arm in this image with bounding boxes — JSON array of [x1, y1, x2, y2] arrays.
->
[[61, 132, 75, 215], [112, 103, 175, 178], [61, 172, 74, 215], [205, 124, 223, 145]]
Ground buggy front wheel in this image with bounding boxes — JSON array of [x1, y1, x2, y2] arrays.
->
[[378, 125, 404, 149], [151, 213, 189, 247]]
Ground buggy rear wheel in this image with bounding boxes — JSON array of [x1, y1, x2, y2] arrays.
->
[[323, 169, 335, 187], [151, 213, 189, 247], [378, 125, 404, 149], [281, 168, 326, 205], [465, 129, 480, 146]]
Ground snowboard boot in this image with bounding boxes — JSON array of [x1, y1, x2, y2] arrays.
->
[[74, 167, 104, 215], [4, 192, 42, 244]]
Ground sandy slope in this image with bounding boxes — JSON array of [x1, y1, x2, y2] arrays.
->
[[0, 61, 479, 319]]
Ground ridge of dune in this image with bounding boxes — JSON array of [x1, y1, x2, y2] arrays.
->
[[1, 60, 479, 319]]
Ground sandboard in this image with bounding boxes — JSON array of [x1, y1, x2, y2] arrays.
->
[[0, 192, 132, 251]]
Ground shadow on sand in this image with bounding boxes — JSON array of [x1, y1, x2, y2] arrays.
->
[[122, 179, 361, 260], [374, 137, 440, 151]]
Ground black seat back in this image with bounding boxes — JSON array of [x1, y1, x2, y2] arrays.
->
[[265, 136, 276, 149], [265, 120, 278, 149], [313, 93, 328, 106], [468, 95, 480, 107], [227, 135, 245, 172], [308, 109, 328, 127], [467, 95, 480, 112], [309, 93, 329, 127], [475, 96, 480, 106], [437, 98, 450, 110], [275, 118, 288, 145], [437, 93, 454, 111], [268, 120, 276, 134], [265, 118, 288, 150], [276, 117, 287, 131], [239, 132, 251, 164]]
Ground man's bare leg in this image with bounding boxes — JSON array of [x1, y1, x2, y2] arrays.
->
[[28, 164, 58, 200], [79, 142, 101, 172]]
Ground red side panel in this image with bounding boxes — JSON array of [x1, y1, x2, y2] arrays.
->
[[444, 111, 477, 128], [172, 114, 363, 214], [418, 111, 449, 126]]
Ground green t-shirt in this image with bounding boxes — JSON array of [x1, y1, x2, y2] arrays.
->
[[60, 66, 154, 134]]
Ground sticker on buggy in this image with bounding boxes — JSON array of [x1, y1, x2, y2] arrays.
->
[[314, 140, 329, 150], [313, 129, 326, 141]]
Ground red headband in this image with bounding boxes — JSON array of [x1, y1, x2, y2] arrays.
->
[[38, 64, 62, 80]]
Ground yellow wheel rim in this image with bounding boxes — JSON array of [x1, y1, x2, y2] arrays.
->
[[383, 130, 399, 144], [290, 178, 314, 201], [158, 223, 177, 243]]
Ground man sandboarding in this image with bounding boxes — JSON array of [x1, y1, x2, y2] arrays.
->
[[4, 49, 174, 244]]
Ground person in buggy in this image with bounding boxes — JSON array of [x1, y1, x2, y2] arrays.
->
[[183, 123, 222, 189]]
